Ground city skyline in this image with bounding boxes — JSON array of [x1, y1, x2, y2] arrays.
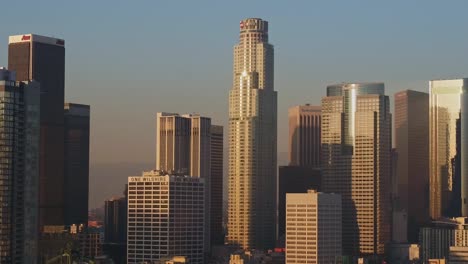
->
[[2, 2, 468, 210]]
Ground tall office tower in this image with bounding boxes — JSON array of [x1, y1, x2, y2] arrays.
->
[[285, 190, 342, 263], [127, 171, 205, 264], [429, 79, 468, 219], [277, 166, 321, 242], [228, 18, 277, 250], [289, 104, 321, 167], [8, 34, 66, 227], [104, 195, 127, 263], [156, 112, 212, 252], [394, 90, 429, 242], [321, 83, 392, 256], [210, 125, 224, 245], [64, 103, 90, 226], [0, 68, 40, 263]]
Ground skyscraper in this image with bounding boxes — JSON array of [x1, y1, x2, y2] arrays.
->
[[104, 194, 127, 263], [429, 79, 468, 218], [286, 190, 342, 263], [156, 112, 211, 252], [0, 68, 40, 263], [289, 104, 321, 168], [127, 171, 205, 264], [394, 90, 429, 242], [64, 103, 90, 226], [321, 82, 392, 256], [228, 18, 277, 250], [8, 34, 66, 227], [210, 125, 224, 245]]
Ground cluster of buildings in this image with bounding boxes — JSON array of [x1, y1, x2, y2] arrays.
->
[[0, 34, 93, 263], [4, 17, 468, 264]]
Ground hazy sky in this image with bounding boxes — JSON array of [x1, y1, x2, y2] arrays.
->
[[2, 1, 468, 207]]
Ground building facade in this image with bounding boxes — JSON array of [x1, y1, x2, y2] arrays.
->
[[64, 103, 90, 226], [228, 18, 277, 250], [210, 125, 224, 245], [8, 34, 66, 227], [104, 195, 127, 263], [0, 68, 40, 263], [289, 104, 321, 168], [429, 79, 468, 219], [277, 166, 321, 242], [321, 82, 392, 256], [127, 171, 205, 264], [285, 190, 342, 263], [395, 90, 430, 242]]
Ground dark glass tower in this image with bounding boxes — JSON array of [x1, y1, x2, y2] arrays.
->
[[0, 68, 40, 263], [64, 103, 90, 226], [8, 34, 66, 227]]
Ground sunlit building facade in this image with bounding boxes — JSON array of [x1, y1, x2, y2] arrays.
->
[[127, 171, 205, 264], [288, 104, 321, 168], [429, 79, 468, 219], [285, 190, 342, 263], [321, 82, 392, 256], [228, 18, 277, 250]]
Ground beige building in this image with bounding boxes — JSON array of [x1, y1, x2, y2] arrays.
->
[[288, 105, 321, 168], [127, 171, 205, 264], [321, 83, 392, 256], [285, 190, 341, 264], [228, 18, 277, 250], [156, 112, 211, 252], [429, 79, 468, 219]]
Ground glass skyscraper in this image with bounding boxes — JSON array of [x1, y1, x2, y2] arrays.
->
[[228, 18, 277, 250], [322, 83, 391, 256], [429, 79, 468, 219]]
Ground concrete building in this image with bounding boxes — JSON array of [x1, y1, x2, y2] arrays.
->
[[156, 112, 211, 252], [395, 90, 430, 242], [429, 79, 468, 219], [228, 17, 277, 250], [0, 68, 40, 263], [210, 125, 224, 246], [277, 166, 321, 242], [285, 190, 342, 263], [127, 171, 205, 264], [8, 34, 66, 227], [449, 246, 468, 263], [289, 105, 321, 168], [321, 82, 392, 256], [64, 103, 90, 227]]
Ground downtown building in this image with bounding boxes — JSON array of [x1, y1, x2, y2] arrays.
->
[[285, 190, 342, 263], [321, 82, 392, 256], [156, 112, 224, 250], [64, 103, 90, 226], [127, 171, 205, 264], [394, 90, 430, 242], [0, 68, 40, 263], [278, 105, 322, 243], [8, 34, 66, 227], [429, 79, 468, 219], [228, 18, 277, 250], [104, 189, 128, 263]]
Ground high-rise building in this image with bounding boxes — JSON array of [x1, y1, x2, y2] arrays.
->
[[64, 103, 90, 226], [0, 68, 40, 263], [321, 82, 392, 256], [289, 104, 321, 168], [210, 125, 224, 245], [104, 194, 127, 264], [8, 34, 66, 227], [429, 79, 468, 219], [285, 190, 342, 263], [156, 112, 211, 252], [127, 171, 205, 264], [277, 166, 321, 242], [228, 18, 277, 250], [394, 90, 430, 242]]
